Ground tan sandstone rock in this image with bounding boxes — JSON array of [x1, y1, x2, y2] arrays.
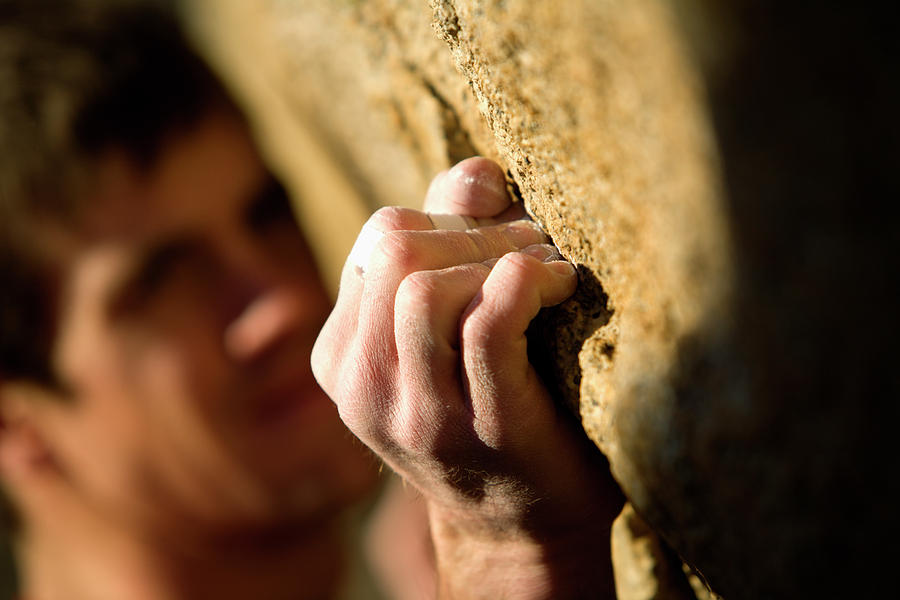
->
[[190, 1, 899, 598]]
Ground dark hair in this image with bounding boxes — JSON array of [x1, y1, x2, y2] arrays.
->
[[0, 0, 230, 384]]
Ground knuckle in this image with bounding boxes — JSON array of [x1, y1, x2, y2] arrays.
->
[[311, 330, 335, 392], [460, 254, 540, 339], [494, 251, 543, 285], [390, 396, 450, 457], [392, 410, 431, 454], [466, 262, 494, 281], [461, 304, 500, 348], [369, 206, 423, 232], [336, 397, 376, 441], [469, 222, 546, 258], [332, 362, 393, 442], [465, 227, 506, 257], [372, 230, 427, 274], [395, 271, 441, 314]]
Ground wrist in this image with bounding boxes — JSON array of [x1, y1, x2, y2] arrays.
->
[[426, 500, 617, 600]]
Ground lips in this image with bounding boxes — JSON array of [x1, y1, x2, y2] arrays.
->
[[250, 372, 323, 427]]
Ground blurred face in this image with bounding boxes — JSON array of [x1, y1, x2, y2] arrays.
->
[[37, 108, 375, 542]]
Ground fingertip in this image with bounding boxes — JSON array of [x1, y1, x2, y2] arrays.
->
[[451, 157, 507, 191], [368, 206, 433, 233], [520, 243, 562, 262], [546, 260, 576, 278], [545, 261, 578, 305], [423, 169, 450, 213], [488, 251, 577, 308], [449, 157, 510, 215], [427, 157, 511, 218]]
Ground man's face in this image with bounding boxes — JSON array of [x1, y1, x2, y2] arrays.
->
[[33, 108, 375, 541]]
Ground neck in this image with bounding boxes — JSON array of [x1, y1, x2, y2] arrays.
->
[[18, 514, 347, 600], [167, 519, 347, 600]]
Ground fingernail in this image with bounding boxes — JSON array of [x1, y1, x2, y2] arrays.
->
[[547, 260, 576, 277], [451, 163, 509, 199], [520, 213, 543, 229], [500, 219, 549, 246], [521, 243, 562, 262]]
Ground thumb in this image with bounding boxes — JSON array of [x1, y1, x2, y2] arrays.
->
[[423, 157, 521, 219]]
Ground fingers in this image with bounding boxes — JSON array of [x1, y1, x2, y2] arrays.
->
[[357, 220, 549, 358], [389, 245, 573, 449], [366, 220, 547, 282], [459, 251, 577, 447], [463, 252, 576, 361], [314, 156, 617, 547], [390, 263, 490, 450], [355, 219, 548, 402], [391, 243, 565, 396], [313, 207, 437, 389], [424, 157, 511, 218], [313, 158, 584, 520], [347, 207, 440, 274], [315, 155, 562, 445], [395, 264, 491, 357], [313, 207, 548, 395]]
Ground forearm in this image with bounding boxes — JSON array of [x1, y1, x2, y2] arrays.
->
[[428, 503, 617, 600]]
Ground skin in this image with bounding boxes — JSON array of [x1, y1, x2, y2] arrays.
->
[[0, 108, 377, 600], [315, 157, 624, 599], [0, 107, 622, 598]]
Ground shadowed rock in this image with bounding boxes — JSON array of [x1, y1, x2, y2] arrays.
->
[[191, 1, 899, 597]]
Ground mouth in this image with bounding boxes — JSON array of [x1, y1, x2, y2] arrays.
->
[[251, 376, 322, 427]]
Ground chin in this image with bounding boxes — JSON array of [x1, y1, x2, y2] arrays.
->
[[238, 417, 379, 527]]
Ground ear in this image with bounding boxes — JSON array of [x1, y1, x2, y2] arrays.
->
[[0, 381, 91, 549], [0, 381, 59, 486]]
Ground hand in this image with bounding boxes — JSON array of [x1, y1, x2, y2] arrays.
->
[[313, 158, 622, 598]]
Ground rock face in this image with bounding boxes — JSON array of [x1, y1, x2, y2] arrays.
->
[[191, 1, 899, 598]]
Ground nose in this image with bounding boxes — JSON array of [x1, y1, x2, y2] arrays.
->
[[224, 285, 310, 361], [221, 242, 330, 363]]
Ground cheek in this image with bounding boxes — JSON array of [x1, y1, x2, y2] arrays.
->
[[104, 333, 255, 527], [118, 301, 235, 426], [129, 328, 230, 420], [118, 327, 244, 490], [45, 344, 157, 518]]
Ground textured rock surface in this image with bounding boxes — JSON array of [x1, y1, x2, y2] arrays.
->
[[190, 1, 899, 598], [611, 503, 708, 600]]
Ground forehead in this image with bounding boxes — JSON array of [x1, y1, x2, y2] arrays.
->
[[79, 108, 264, 243]]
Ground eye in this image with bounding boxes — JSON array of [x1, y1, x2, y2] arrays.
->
[[111, 239, 207, 315], [246, 176, 297, 232], [132, 241, 194, 294]]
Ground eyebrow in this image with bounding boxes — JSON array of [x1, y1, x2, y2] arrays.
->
[[135, 238, 196, 282], [109, 236, 199, 313]]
